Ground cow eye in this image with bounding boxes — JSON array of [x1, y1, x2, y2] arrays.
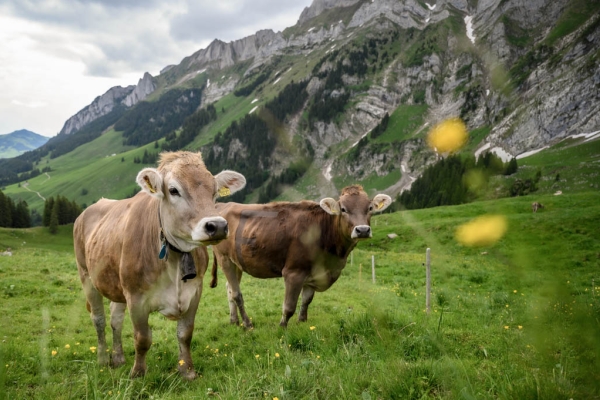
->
[[169, 187, 180, 197]]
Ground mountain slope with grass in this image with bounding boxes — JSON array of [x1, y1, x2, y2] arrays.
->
[[1, 0, 598, 214], [0, 130, 49, 159]]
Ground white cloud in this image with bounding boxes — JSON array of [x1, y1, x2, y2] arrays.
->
[[0, 0, 311, 137]]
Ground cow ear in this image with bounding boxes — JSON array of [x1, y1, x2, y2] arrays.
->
[[371, 194, 392, 213], [215, 170, 246, 197], [320, 198, 340, 215], [136, 168, 164, 199]]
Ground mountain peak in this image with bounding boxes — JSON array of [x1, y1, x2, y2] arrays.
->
[[298, 0, 362, 24]]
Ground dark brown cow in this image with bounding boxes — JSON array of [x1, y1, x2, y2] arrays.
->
[[210, 185, 392, 328], [73, 151, 245, 379], [532, 202, 543, 212]]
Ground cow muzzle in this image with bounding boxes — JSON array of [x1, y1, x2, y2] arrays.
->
[[193, 216, 229, 243], [352, 225, 372, 239]]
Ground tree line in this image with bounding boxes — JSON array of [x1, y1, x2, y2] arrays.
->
[[397, 153, 520, 210], [43, 196, 83, 234], [0, 191, 31, 228], [161, 104, 217, 152], [115, 88, 202, 146]]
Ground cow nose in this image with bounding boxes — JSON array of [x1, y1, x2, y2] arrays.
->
[[205, 219, 228, 239], [352, 225, 372, 239]]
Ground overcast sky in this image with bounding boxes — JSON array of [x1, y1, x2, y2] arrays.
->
[[0, 0, 313, 137]]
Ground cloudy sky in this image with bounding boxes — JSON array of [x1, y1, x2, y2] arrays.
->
[[0, 0, 313, 137]]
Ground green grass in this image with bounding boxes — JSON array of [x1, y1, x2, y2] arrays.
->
[[375, 104, 429, 143], [1, 189, 599, 398], [488, 137, 600, 198], [333, 169, 402, 194], [545, 0, 600, 46]]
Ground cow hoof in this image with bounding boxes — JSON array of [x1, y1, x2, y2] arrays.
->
[[111, 354, 126, 368], [179, 369, 197, 381], [130, 367, 146, 379]]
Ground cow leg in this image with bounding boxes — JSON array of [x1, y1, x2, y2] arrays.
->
[[128, 303, 152, 378], [298, 286, 315, 322], [81, 276, 110, 366], [176, 291, 200, 381], [109, 302, 126, 367], [222, 258, 253, 328], [280, 271, 307, 327]]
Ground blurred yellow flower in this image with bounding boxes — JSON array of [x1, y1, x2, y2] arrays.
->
[[275, 353, 280, 358], [518, 326, 523, 330], [64, 344, 70, 349], [51, 350, 57, 356], [427, 118, 468, 153], [310, 326, 316, 331], [179, 360, 185, 366], [90, 347, 97, 353], [456, 215, 508, 247], [504, 326, 509, 330], [255, 354, 260, 359]]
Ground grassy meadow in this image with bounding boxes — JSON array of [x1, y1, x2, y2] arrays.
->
[[1, 189, 599, 399]]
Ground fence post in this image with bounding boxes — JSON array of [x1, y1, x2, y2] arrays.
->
[[371, 255, 376, 284], [426, 248, 431, 315]]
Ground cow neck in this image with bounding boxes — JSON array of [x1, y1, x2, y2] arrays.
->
[[157, 204, 197, 282], [330, 213, 356, 259]]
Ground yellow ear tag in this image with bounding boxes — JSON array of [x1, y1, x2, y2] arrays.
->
[[376, 202, 385, 210], [144, 176, 156, 193], [218, 187, 231, 197]]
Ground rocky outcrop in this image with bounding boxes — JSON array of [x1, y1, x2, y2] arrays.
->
[[122, 72, 156, 107], [298, 0, 362, 25], [200, 77, 240, 107], [186, 30, 287, 71], [59, 85, 134, 135]]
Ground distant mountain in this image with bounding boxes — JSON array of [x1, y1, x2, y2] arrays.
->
[[0, 130, 49, 159]]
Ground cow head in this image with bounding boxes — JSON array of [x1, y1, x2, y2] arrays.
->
[[320, 185, 392, 240], [136, 151, 246, 251]]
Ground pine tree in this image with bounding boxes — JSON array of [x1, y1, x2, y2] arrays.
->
[[49, 201, 59, 234]]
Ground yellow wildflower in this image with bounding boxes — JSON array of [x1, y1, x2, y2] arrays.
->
[[65, 344, 70, 349], [51, 350, 57, 356], [427, 118, 468, 153], [90, 346, 97, 353], [275, 353, 280, 358], [310, 326, 316, 331], [179, 360, 185, 366], [255, 354, 260, 359]]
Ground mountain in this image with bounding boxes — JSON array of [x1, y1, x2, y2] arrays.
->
[[0, 130, 49, 159], [1, 0, 599, 212]]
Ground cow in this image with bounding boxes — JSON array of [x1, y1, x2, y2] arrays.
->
[[73, 151, 245, 379], [532, 202, 543, 213], [210, 185, 392, 328]]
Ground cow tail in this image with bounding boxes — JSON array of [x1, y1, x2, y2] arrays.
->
[[210, 251, 218, 288]]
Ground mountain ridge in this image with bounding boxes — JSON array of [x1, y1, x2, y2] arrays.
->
[[0, 129, 49, 159], [1, 0, 598, 211]]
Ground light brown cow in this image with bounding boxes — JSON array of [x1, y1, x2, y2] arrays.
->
[[73, 151, 245, 379], [532, 202, 544, 212], [210, 185, 392, 328]]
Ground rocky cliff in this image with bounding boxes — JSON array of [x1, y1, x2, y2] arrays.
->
[[59, 85, 134, 135]]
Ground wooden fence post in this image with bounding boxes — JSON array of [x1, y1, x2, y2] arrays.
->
[[371, 255, 376, 284], [426, 248, 431, 315]]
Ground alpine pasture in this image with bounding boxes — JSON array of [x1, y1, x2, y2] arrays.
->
[[1, 190, 599, 399]]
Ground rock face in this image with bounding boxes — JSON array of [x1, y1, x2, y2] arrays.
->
[[186, 30, 286, 71], [59, 85, 134, 135], [122, 72, 156, 107], [298, 0, 362, 25]]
